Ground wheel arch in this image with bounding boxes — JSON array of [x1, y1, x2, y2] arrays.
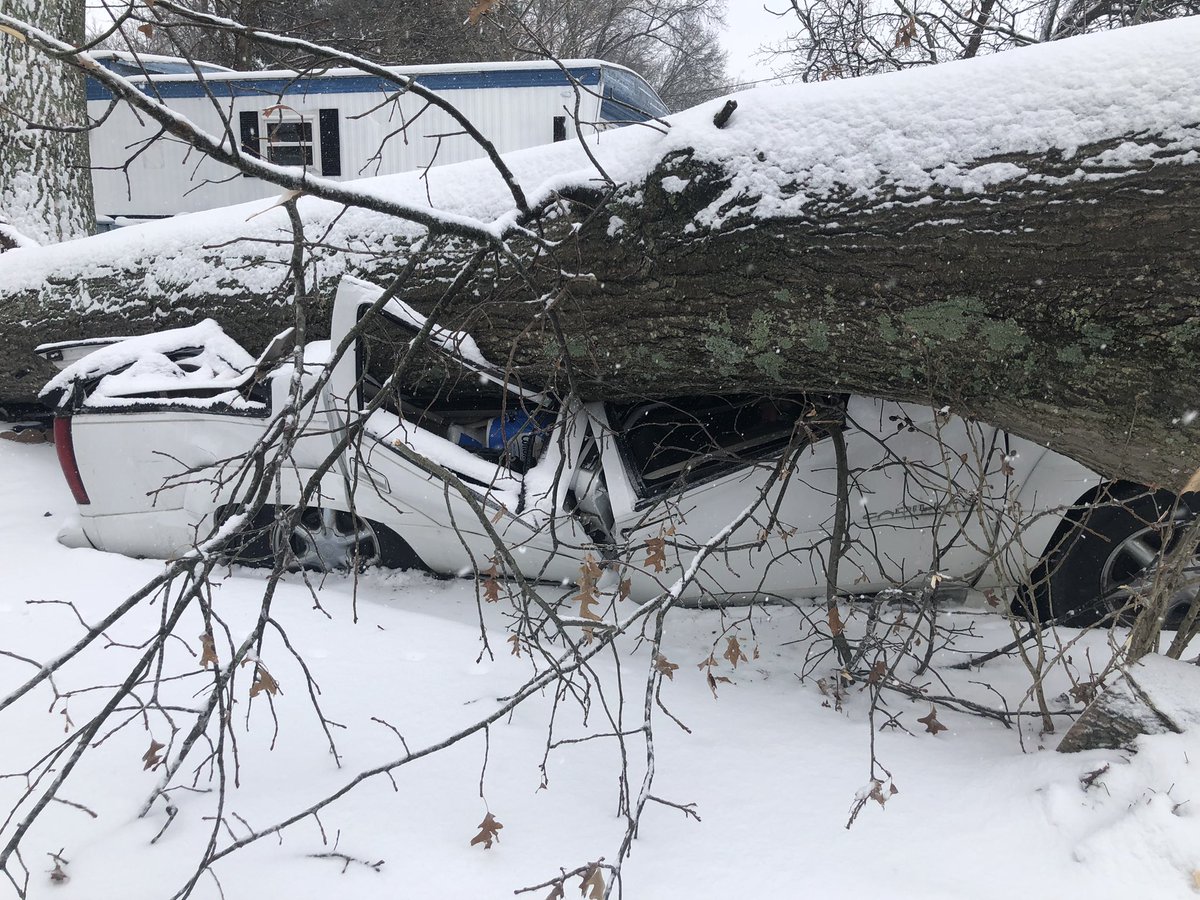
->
[[1014, 479, 1183, 624], [1032, 480, 1153, 563]]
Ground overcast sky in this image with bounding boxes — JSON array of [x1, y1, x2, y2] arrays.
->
[[720, 1, 794, 85]]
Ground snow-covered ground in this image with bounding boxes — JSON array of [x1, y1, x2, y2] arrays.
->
[[3, 438, 1200, 898]]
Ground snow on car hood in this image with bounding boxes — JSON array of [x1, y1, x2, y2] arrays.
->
[[40, 319, 259, 408]]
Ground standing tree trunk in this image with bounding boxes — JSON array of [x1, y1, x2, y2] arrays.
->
[[0, 0, 93, 246]]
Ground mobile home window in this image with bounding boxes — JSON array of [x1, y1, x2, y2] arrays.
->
[[600, 67, 671, 122], [265, 118, 314, 167]]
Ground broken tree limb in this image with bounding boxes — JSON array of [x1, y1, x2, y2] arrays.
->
[[1057, 654, 1200, 753]]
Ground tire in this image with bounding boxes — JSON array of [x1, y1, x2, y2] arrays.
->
[[1017, 486, 1195, 628], [223, 504, 428, 573]]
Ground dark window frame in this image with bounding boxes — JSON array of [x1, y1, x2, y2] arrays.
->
[[608, 394, 848, 505], [265, 118, 314, 168]]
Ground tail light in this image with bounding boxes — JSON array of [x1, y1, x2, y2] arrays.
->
[[53, 417, 91, 505]]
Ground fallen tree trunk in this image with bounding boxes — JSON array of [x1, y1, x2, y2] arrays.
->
[[455, 140, 1200, 490], [1, 20, 1198, 488]]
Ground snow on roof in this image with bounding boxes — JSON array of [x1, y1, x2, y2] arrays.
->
[[5, 19, 1199, 312], [91, 49, 234, 74], [104, 57, 635, 84]]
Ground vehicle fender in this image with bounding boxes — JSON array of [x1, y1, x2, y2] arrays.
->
[[1011, 445, 1104, 561]]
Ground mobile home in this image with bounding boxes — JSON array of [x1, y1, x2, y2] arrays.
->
[[87, 55, 670, 224]]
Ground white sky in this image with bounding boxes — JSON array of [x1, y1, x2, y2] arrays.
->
[[720, 0, 796, 86]]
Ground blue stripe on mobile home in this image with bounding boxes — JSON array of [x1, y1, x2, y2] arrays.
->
[[87, 66, 605, 102]]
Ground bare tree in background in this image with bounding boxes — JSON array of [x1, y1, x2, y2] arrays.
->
[[105, 0, 501, 70], [102, 0, 730, 110], [769, 0, 1200, 82], [498, 0, 729, 109]]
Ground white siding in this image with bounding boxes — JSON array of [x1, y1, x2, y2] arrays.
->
[[90, 71, 606, 220]]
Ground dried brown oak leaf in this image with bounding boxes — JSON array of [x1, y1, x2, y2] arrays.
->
[[828, 604, 844, 636], [482, 563, 501, 603], [580, 864, 605, 899], [470, 812, 503, 849], [707, 671, 732, 699], [466, 0, 500, 25], [867, 659, 887, 685], [143, 739, 165, 770], [917, 706, 948, 735], [577, 554, 603, 622], [654, 654, 679, 681], [508, 633, 522, 657], [250, 666, 280, 698], [869, 780, 899, 808], [199, 631, 218, 668], [723, 636, 747, 668], [644, 535, 667, 572]]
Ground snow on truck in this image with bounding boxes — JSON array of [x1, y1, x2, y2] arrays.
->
[[87, 52, 670, 226]]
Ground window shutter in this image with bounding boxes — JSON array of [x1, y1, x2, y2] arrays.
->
[[239, 110, 261, 158], [319, 109, 342, 176]]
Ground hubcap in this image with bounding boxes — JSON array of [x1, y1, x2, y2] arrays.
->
[[273, 507, 380, 571], [1099, 512, 1200, 627]]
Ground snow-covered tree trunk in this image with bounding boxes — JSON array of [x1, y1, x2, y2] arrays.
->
[[0, 0, 93, 246]]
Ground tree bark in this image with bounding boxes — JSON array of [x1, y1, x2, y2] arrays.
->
[[1057, 654, 1200, 753], [4, 130, 1198, 489], [0, 0, 93, 244]]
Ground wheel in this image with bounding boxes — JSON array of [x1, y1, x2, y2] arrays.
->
[[222, 503, 429, 573], [273, 506, 381, 571], [1018, 487, 1197, 628]]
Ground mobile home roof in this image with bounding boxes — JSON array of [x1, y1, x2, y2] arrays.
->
[[88, 58, 631, 102]]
